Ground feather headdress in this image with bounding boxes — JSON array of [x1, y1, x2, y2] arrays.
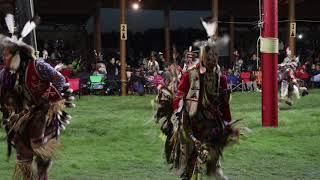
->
[[0, 13, 40, 47], [0, 14, 40, 73], [194, 16, 229, 49], [5, 14, 15, 36], [193, 16, 230, 74]]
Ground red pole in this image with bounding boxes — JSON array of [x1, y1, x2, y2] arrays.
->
[[261, 0, 278, 127]]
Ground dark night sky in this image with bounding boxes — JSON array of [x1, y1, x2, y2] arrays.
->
[[87, 8, 211, 32]]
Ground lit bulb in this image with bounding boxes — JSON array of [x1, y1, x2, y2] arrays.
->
[[132, 3, 140, 10], [298, 34, 303, 39]]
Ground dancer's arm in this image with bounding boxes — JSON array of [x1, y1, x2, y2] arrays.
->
[[35, 60, 66, 91]]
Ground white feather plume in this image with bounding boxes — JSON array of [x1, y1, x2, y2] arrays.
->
[[193, 35, 229, 50], [5, 14, 15, 34], [20, 21, 36, 40], [201, 18, 217, 37], [215, 35, 230, 47]]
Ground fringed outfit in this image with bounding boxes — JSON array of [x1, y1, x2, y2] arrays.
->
[[156, 64, 239, 180], [0, 59, 72, 179]]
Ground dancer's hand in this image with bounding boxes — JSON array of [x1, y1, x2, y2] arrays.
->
[[195, 140, 202, 149]]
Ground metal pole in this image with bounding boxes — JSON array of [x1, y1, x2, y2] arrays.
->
[[120, 0, 127, 96], [261, 0, 278, 127]]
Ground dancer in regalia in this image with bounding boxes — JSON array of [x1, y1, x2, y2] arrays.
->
[[155, 17, 240, 180], [0, 14, 75, 180]]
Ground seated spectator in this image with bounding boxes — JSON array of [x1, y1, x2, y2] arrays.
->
[[254, 68, 262, 88], [310, 64, 320, 77], [247, 71, 261, 92], [295, 65, 309, 81], [147, 52, 160, 74], [93, 63, 107, 80], [311, 64, 320, 83], [233, 51, 245, 72], [129, 70, 146, 96]]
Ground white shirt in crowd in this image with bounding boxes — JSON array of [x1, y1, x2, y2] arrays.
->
[[148, 60, 159, 72]]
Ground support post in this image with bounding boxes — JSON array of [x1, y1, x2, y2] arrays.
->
[[229, 16, 234, 68], [120, 0, 127, 96], [212, 0, 219, 37], [288, 0, 296, 55], [94, 6, 102, 60], [164, 4, 171, 62], [261, 0, 278, 127]]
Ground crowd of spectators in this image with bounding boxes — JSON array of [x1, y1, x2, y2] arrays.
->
[[1, 39, 319, 96]]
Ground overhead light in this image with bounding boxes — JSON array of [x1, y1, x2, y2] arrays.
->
[[132, 3, 140, 10], [298, 34, 303, 39]]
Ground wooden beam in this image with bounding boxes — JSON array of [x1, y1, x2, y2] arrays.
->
[[164, 4, 171, 62], [288, 0, 295, 55], [120, 0, 127, 96], [229, 16, 234, 68], [94, 7, 102, 56], [212, 0, 218, 37]]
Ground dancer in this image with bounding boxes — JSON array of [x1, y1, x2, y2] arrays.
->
[[279, 47, 308, 106], [155, 17, 240, 180], [0, 14, 75, 180]]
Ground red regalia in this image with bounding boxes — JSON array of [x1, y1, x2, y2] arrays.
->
[[154, 17, 241, 180], [0, 14, 75, 180]]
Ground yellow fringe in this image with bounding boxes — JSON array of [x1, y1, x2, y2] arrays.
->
[[47, 100, 65, 126], [12, 163, 32, 180], [33, 139, 61, 160]]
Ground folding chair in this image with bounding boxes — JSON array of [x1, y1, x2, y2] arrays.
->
[[239, 72, 251, 92], [227, 75, 242, 92], [67, 78, 81, 99], [87, 75, 105, 95]]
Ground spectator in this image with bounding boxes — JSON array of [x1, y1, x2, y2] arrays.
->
[[93, 62, 107, 80], [310, 64, 320, 76], [247, 53, 259, 71], [107, 58, 119, 80], [50, 49, 61, 60], [42, 49, 49, 60], [295, 65, 309, 81], [158, 52, 165, 70], [129, 70, 146, 96], [147, 53, 160, 74], [247, 71, 261, 92], [233, 50, 245, 73], [311, 64, 320, 83]]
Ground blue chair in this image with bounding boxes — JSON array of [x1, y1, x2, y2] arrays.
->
[[228, 75, 242, 92]]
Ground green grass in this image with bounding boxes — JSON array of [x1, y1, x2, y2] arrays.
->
[[0, 90, 320, 179]]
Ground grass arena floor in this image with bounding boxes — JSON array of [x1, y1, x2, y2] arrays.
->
[[0, 90, 320, 180]]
